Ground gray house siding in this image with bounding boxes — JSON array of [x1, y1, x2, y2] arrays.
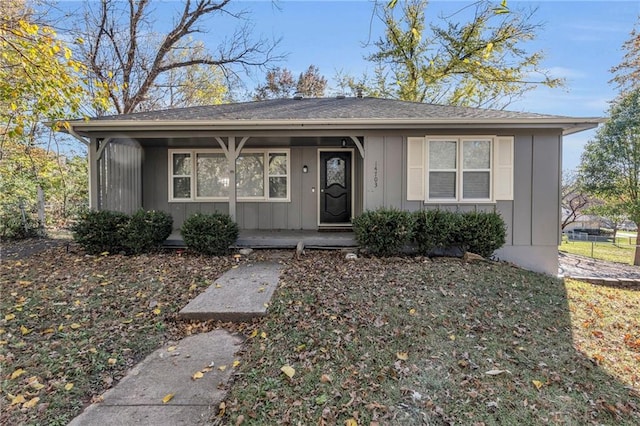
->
[[97, 140, 142, 214], [142, 145, 362, 230], [362, 130, 562, 275]]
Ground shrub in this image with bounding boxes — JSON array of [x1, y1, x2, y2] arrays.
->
[[458, 211, 506, 258], [121, 210, 173, 254], [352, 208, 414, 256], [181, 212, 238, 256], [0, 205, 42, 241], [71, 210, 129, 254], [412, 210, 463, 255]]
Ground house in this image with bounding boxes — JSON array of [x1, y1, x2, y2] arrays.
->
[[62, 96, 601, 275]]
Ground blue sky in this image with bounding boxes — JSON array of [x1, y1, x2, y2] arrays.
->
[[221, 0, 639, 171], [56, 1, 640, 170]]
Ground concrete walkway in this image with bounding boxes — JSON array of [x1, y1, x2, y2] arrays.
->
[[179, 261, 282, 322], [69, 261, 283, 425], [68, 330, 243, 426]]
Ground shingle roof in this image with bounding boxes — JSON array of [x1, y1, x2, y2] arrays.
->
[[97, 96, 570, 122]]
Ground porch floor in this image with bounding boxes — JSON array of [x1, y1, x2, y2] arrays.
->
[[165, 229, 358, 249]]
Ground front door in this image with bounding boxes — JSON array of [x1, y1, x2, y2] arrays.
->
[[319, 151, 352, 224]]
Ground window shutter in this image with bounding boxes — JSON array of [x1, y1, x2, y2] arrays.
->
[[407, 137, 425, 200], [494, 136, 514, 200]]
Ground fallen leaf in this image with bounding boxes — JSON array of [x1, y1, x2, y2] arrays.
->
[[281, 365, 295, 378], [218, 401, 226, 416], [23, 397, 40, 409], [70, 323, 81, 329], [192, 371, 204, 380], [29, 380, 45, 390], [396, 352, 408, 361], [409, 308, 416, 315], [485, 369, 510, 376], [260, 331, 267, 339], [162, 393, 174, 403], [532, 380, 543, 390], [345, 418, 358, 426], [233, 360, 241, 368], [320, 374, 332, 383], [249, 329, 258, 338], [108, 358, 117, 366], [235, 414, 245, 425], [10, 368, 25, 380], [11, 394, 26, 405], [20, 325, 31, 335], [218, 365, 227, 371], [5, 313, 15, 321], [65, 383, 74, 391], [167, 346, 177, 352]]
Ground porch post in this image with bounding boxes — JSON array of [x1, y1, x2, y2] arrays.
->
[[228, 136, 237, 221], [88, 138, 100, 209]]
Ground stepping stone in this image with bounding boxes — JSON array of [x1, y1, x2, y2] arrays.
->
[[179, 262, 282, 322]]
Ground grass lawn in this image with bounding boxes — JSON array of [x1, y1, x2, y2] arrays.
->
[[559, 239, 637, 265], [1, 246, 235, 425], [2, 247, 639, 425]]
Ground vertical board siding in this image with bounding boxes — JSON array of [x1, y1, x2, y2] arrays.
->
[[384, 136, 404, 208], [364, 136, 384, 209], [531, 132, 561, 246], [512, 134, 533, 245], [99, 142, 142, 214], [145, 146, 321, 230]]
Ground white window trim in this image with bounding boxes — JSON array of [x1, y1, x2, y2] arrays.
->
[[168, 148, 291, 203], [425, 136, 495, 203]]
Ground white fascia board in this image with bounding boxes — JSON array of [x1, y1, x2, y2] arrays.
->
[[66, 117, 604, 135]]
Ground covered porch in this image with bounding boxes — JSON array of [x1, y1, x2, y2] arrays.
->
[[165, 229, 358, 249]]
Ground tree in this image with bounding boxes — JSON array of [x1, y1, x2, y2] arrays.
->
[[610, 18, 640, 94], [586, 201, 627, 241], [357, 0, 561, 107], [254, 65, 327, 100], [162, 43, 229, 108], [0, 0, 88, 139], [561, 170, 589, 230], [76, 0, 280, 115], [254, 67, 296, 100], [295, 65, 328, 98], [579, 88, 640, 265]]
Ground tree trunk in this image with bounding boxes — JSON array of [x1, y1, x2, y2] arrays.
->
[[634, 227, 640, 266]]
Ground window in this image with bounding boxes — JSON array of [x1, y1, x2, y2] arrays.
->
[[169, 149, 289, 202], [426, 137, 493, 202], [407, 136, 513, 203]]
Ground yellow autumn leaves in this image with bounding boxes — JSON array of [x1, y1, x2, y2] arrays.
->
[[7, 367, 74, 410]]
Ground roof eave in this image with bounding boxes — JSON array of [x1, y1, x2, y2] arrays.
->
[[63, 117, 604, 136]]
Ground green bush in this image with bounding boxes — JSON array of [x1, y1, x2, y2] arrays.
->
[[412, 209, 463, 255], [121, 210, 173, 254], [181, 212, 239, 256], [410, 209, 507, 258], [458, 211, 506, 258], [352, 208, 414, 256], [0, 205, 42, 241], [71, 210, 129, 254]]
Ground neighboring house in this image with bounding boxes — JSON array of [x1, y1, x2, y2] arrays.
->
[[61, 97, 600, 275]]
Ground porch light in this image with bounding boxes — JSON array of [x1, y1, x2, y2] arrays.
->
[[302, 165, 308, 173]]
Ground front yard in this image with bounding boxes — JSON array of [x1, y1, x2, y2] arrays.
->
[[1, 244, 639, 425]]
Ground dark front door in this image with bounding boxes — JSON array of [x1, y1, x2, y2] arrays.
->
[[320, 151, 352, 224]]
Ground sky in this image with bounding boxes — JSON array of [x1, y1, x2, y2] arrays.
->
[[54, 0, 640, 170]]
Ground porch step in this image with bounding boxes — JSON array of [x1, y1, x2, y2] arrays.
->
[[179, 262, 282, 322], [164, 230, 359, 250]]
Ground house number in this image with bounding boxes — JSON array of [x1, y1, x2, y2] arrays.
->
[[373, 161, 379, 188]]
